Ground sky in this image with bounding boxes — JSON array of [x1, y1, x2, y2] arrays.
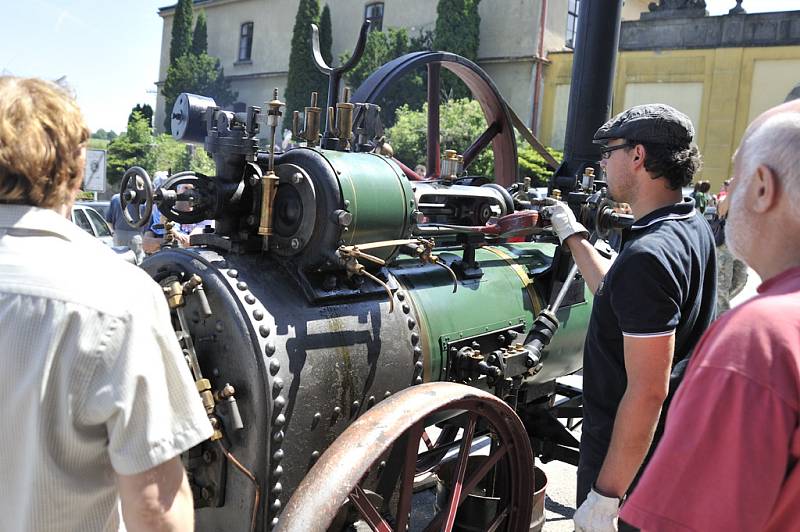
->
[[2, 0, 798, 134]]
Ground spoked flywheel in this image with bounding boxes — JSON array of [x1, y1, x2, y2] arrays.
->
[[276, 382, 535, 532], [351, 52, 519, 187]]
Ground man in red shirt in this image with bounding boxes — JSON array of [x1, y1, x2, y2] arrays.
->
[[619, 99, 800, 531]]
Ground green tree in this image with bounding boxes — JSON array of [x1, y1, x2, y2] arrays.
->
[[433, 0, 481, 100], [91, 128, 107, 140], [284, 0, 326, 130], [192, 10, 208, 55], [342, 28, 429, 127], [317, 4, 333, 106], [107, 112, 152, 187], [319, 5, 333, 66], [162, 53, 238, 132], [170, 0, 194, 63], [129, 104, 154, 128], [107, 112, 216, 190], [516, 142, 562, 187], [387, 99, 561, 185], [106, 130, 118, 141]]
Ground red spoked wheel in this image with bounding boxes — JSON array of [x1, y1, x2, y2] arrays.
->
[[276, 382, 535, 532]]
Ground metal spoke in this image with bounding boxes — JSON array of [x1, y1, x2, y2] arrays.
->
[[485, 505, 511, 532], [462, 121, 501, 170], [394, 424, 425, 532], [459, 442, 508, 500], [426, 62, 441, 179], [349, 484, 393, 532], [423, 413, 478, 532]]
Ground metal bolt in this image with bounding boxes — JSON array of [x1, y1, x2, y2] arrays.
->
[[253, 309, 264, 321], [269, 358, 281, 374], [334, 209, 352, 227], [290, 238, 301, 250], [245, 294, 256, 304], [246, 215, 257, 226], [291, 172, 303, 184], [260, 324, 271, 338], [265, 341, 276, 356], [274, 413, 286, 427]]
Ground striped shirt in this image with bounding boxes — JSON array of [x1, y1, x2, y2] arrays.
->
[[0, 205, 212, 531]]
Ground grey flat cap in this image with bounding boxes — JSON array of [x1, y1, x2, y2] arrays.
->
[[593, 104, 694, 146]]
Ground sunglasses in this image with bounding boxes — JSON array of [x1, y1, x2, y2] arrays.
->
[[600, 143, 633, 159]]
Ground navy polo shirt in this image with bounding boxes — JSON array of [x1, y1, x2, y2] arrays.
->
[[580, 198, 717, 468]]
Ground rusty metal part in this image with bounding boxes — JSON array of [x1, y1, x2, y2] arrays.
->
[[508, 105, 560, 170], [276, 382, 535, 532]]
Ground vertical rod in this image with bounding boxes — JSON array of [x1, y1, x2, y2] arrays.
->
[[427, 62, 441, 179], [554, 0, 624, 190]]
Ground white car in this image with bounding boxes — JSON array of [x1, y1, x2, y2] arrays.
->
[[71, 204, 113, 246]]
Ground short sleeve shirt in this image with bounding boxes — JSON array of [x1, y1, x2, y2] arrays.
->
[[621, 267, 800, 531], [580, 198, 717, 464], [0, 205, 213, 532]]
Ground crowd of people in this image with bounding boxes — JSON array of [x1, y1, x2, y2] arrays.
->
[[1, 73, 799, 532]]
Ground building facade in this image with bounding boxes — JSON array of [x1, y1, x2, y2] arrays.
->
[[154, 0, 648, 134], [540, 4, 800, 187]]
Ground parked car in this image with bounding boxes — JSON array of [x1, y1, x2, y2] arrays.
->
[[71, 204, 113, 246], [75, 200, 111, 219]]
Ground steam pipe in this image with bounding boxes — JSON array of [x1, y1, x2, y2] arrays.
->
[[552, 0, 623, 193]]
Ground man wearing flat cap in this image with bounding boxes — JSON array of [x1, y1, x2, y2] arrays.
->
[[546, 104, 717, 531]]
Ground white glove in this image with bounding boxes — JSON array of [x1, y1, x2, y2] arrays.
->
[[543, 200, 588, 244], [574, 487, 620, 532]]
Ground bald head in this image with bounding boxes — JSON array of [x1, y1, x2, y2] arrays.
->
[[726, 100, 800, 278]]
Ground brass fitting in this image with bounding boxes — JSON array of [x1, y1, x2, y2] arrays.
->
[[196, 378, 222, 440], [292, 92, 321, 147], [162, 277, 184, 309], [441, 149, 461, 185], [552, 188, 562, 201], [336, 87, 355, 150], [257, 170, 280, 236]]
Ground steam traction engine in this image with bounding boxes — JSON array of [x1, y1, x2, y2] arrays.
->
[[122, 8, 629, 530]]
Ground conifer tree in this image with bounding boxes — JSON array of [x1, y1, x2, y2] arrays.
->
[[169, 0, 194, 63], [284, 0, 327, 130], [319, 4, 333, 66], [192, 10, 208, 55], [433, 0, 481, 100]]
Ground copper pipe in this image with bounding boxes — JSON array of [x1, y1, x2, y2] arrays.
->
[[217, 441, 261, 532]]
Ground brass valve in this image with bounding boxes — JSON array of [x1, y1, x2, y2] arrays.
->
[[335, 87, 355, 150], [292, 91, 322, 147], [441, 149, 462, 185], [197, 378, 223, 441]]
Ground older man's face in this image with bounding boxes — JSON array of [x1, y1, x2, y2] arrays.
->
[[724, 152, 755, 263]]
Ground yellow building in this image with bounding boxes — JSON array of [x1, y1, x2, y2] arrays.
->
[[540, 5, 800, 188]]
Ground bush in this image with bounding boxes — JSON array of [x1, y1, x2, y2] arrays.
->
[[517, 142, 561, 187]]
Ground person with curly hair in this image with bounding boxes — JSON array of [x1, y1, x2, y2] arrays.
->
[[0, 76, 212, 532], [545, 104, 717, 531]]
